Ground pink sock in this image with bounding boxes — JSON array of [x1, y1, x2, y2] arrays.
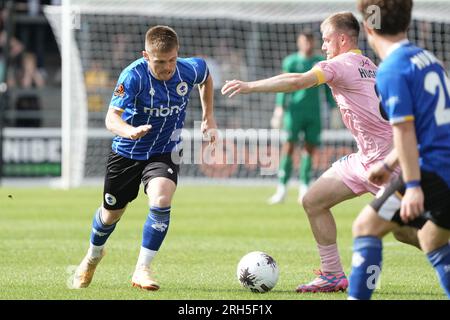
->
[[317, 243, 343, 273]]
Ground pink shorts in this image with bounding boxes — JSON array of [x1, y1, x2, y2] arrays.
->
[[332, 153, 391, 195]]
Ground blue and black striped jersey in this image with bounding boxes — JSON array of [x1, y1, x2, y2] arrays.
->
[[109, 57, 209, 160]]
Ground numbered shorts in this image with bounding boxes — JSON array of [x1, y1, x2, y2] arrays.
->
[[331, 153, 399, 195], [370, 170, 450, 230], [102, 151, 180, 210], [283, 110, 321, 145]]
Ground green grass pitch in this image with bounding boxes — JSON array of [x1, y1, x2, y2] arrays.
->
[[0, 185, 445, 300]]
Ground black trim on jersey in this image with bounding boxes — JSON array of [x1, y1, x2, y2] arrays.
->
[[374, 84, 389, 121]]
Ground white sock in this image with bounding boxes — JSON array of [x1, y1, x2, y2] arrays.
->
[[136, 246, 157, 269], [88, 243, 104, 258], [276, 184, 287, 195]]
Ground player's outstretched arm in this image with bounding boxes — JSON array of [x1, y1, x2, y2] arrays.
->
[[198, 74, 217, 144], [105, 108, 151, 140], [221, 70, 319, 98]]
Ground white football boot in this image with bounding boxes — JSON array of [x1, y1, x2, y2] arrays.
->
[[72, 250, 105, 289], [131, 267, 160, 291]]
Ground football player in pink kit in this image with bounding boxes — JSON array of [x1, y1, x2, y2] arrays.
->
[[222, 12, 419, 293]]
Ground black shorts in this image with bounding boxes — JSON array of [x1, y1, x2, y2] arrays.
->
[[102, 151, 180, 210], [370, 170, 450, 230]]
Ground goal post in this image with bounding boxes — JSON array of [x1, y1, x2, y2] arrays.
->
[[43, 0, 450, 187], [45, 1, 88, 188]]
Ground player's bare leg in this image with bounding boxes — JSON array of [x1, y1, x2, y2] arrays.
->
[[297, 167, 356, 292], [131, 177, 176, 291], [268, 141, 295, 205], [73, 207, 125, 289], [298, 143, 316, 205], [418, 222, 450, 254], [392, 226, 421, 249]]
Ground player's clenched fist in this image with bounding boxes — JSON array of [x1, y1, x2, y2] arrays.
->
[[201, 117, 218, 145], [367, 161, 392, 186], [128, 124, 152, 140], [221, 80, 251, 98]]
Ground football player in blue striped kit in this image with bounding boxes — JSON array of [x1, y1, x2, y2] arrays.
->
[[73, 25, 217, 290], [348, 0, 450, 299]]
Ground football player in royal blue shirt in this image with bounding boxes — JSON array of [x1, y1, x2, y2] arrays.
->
[[348, 0, 450, 299], [73, 25, 217, 290]]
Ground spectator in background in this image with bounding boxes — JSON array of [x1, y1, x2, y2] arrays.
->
[[20, 51, 45, 88], [85, 60, 111, 112], [0, 8, 25, 87], [14, 0, 47, 82], [197, 54, 222, 90], [111, 33, 135, 73], [215, 39, 249, 128]]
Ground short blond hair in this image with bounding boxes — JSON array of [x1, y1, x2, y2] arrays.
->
[[145, 25, 179, 52], [321, 12, 360, 43]]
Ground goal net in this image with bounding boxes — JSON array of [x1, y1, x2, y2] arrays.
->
[[43, 0, 450, 187]]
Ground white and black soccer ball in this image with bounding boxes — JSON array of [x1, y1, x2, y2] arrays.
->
[[236, 251, 279, 293]]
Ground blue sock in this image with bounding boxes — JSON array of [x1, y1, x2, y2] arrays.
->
[[90, 208, 117, 246], [427, 244, 450, 298], [142, 206, 171, 251], [348, 236, 383, 300]]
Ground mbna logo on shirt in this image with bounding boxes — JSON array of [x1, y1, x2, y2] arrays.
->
[[176, 81, 188, 96], [143, 105, 182, 117]]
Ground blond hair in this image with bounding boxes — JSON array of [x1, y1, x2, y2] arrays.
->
[[321, 12, 360, 44], [145, 25, 179, 52]]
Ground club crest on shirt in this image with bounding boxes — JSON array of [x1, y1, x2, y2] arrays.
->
[[360, 59, 370, 68], [176, 81, 188, 96], [114, 83, 125, 97]]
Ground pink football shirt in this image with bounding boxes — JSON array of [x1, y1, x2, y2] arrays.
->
[[313, 50, 393, 168]]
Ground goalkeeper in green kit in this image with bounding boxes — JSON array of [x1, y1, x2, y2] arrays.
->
[[269, 31, 336, 205]]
